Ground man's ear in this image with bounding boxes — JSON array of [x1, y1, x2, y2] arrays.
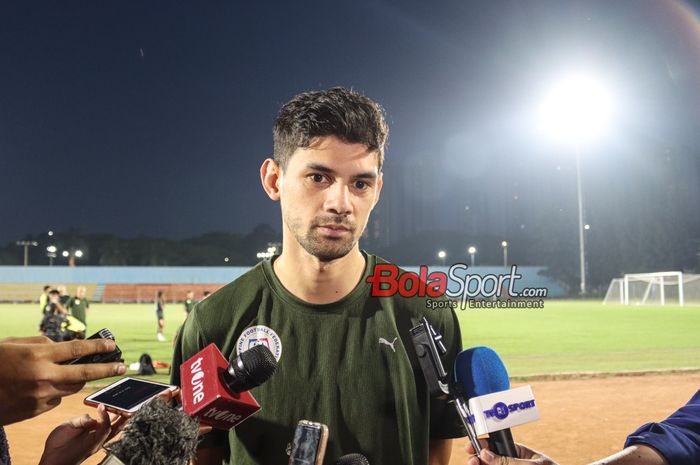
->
[[260, 158, 281, 201], [372, 172, 383, 208]]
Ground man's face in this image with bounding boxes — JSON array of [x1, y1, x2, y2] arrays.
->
[[77, 287, 85, 298], [277, 136, 383, 262], [187, 291, 194, 299], [49, 293, 59, 303]]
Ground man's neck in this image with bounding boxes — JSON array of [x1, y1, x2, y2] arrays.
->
[[273, 246, 367, 305]]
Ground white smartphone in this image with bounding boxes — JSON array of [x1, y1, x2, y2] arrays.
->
[[84, 377, 177, 416]]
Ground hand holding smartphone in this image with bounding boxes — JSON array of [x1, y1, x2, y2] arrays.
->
[[84, 377, 177, 416], [62, 328, 123, 365]]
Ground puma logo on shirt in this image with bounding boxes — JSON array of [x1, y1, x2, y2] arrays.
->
[[379, 337, 398, 352]]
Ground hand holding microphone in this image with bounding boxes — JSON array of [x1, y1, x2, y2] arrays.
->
[[465, 440, 556, 465]]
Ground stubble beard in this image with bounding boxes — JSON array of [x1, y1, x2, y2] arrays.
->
[[285, 212, 360, 263]]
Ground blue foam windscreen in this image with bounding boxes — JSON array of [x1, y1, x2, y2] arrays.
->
[[454, 346, 510, 398]]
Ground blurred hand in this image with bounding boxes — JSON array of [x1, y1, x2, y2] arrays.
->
[[39, 404, 127, 465], [466, 439, 558, 465], [0, 336, 127, 425]]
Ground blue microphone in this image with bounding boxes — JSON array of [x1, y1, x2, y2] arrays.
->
[[453, 346, 519, 458]]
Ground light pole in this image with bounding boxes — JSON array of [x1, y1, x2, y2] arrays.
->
[[46, 245, 57, 266], [62, 249, 83, 267], [467, 246, 477, 267], [501, 241, 508, 267], [16, 240, 38, 266], [539, 73, 612, 295], [437, 250, 446, 266]]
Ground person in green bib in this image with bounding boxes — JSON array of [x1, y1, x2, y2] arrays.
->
[[67, 286, 90, 339], [172, 87, 465, 465]]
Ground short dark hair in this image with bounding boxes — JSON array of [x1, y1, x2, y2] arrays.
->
[[43, 285, 51, 291], [48, 289, 59, 296], [273, 87, 389, 171]]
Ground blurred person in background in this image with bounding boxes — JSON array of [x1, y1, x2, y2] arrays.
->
[[39, 285, 51, 314], [40, 290, 67, 342], [57, 285, 71, 307], [155, 290, 166, 342], [67, 286, 90, 339], [184, 290, 195, 320]]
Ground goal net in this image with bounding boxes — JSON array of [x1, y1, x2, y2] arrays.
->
[[603, 271, 700, 306]]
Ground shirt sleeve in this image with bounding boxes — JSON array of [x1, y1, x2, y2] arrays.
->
[[624, 390, 700, 465], [171, 307, 230, 452], [428, 307, 467, 440]]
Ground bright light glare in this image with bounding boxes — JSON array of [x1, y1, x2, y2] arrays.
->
[[46, 245, 57, 253], [468, 246, 477, 255], [501, 241, 508, 248], [538, 74, 613, 142], [62, 251, 69, 257], [74, 250, 83, 258], [437, 250, 446, 259]]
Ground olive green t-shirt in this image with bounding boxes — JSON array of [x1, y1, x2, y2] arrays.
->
[[68, 297, 89, 325], [171, 252, 465, 465]]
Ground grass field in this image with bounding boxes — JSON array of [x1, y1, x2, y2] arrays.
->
[[1, 300, 699, 385]]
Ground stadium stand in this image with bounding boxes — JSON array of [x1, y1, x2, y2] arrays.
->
[[0, 283, 97, 302], [101, 283, 223, 303]]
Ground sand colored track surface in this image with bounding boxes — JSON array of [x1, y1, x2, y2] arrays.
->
[[5, 372, 699, 465]]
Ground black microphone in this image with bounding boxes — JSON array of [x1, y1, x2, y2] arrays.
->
[[334, 453, 370, 465], [101, 398, 199, 465], [223, 343, 277, 392]]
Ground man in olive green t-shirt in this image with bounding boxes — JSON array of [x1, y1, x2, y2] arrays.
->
[[67, 286, 90, 338], [172, 87, 465, 465], [67, 286, 89, 324]]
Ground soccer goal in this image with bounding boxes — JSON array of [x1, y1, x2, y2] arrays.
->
[[603, 271, 700, 306]]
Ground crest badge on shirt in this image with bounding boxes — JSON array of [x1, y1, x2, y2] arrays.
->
[[236, 325, 282, 362]]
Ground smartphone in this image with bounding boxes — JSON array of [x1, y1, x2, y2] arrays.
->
[[63, 328, 123, 365], [288, 420, 329, 465], [84, 377, 177, 415]]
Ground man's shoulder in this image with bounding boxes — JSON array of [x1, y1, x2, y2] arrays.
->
[[191, 262, 270, 320]]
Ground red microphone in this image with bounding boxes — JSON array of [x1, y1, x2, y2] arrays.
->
[[180, 343, 277, 430]]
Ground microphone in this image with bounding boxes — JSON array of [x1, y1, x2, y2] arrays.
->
[[101, 398, 199, 465], [453, 346, 539, 457], [180, 343, 277, 430], [334, 453, 370, 465]]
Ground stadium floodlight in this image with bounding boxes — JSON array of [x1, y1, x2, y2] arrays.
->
[[74, 249, 84, 258], [437, 250, 446, 266], [538, 74, 612, 143], [62, 250, 69, 258], [46, 245, 57, 266], [538, 72, 613, 295], [48, 230, 54, 236], [501, 241, 508, 267], [584, 224, 591, 230], [467, 246, 477, 267]]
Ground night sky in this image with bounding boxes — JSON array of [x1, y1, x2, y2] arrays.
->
[[2, 1, 700, 246]]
